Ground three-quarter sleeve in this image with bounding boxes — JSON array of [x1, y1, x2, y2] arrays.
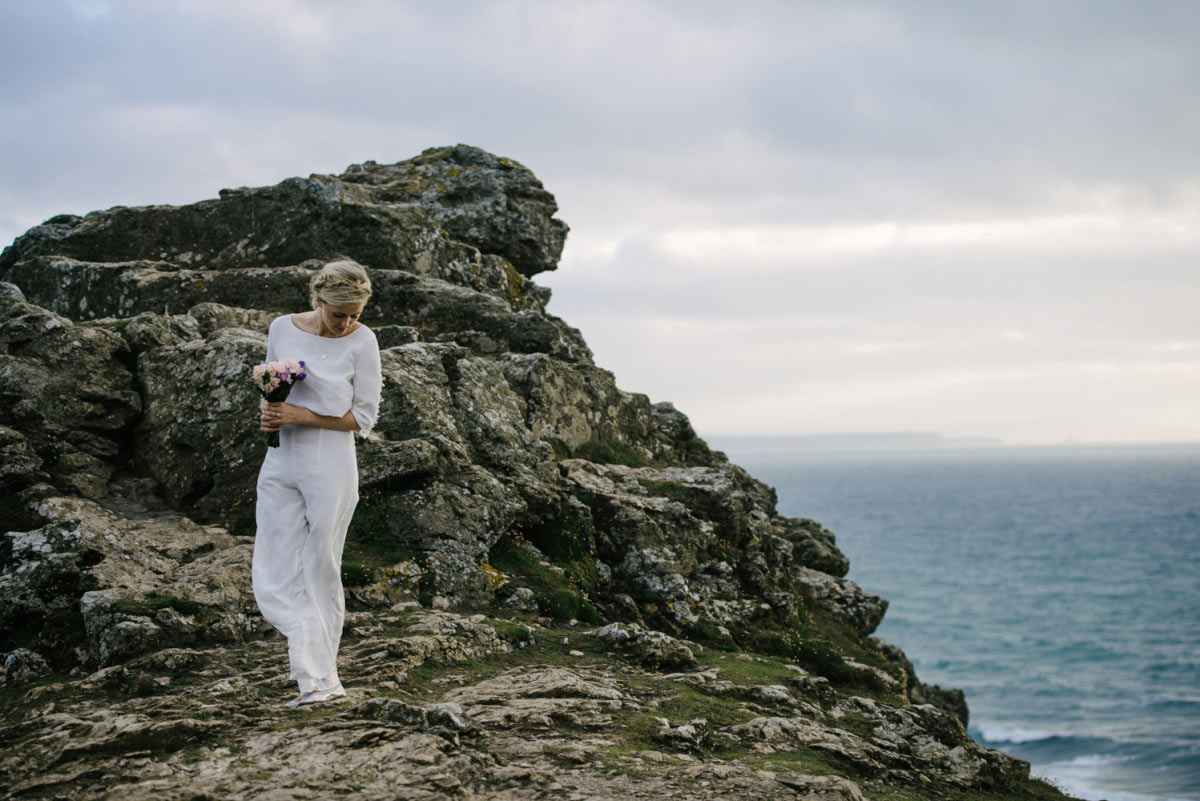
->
[[266, 317, 279, 362], [350, 332, 382, 438]]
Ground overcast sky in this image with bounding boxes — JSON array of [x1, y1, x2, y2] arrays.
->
[[3, 0, 1198, 445]]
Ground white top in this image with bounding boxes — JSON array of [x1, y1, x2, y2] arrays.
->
[[265, 314, 383, 438]]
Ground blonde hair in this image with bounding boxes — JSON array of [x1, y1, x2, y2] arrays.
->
[[310, 258, 373, 308]]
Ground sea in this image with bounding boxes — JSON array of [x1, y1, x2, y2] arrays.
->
[[722, 442, 1200, 801]]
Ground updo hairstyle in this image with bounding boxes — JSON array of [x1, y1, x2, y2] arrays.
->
[[309, 258, 373, 309]]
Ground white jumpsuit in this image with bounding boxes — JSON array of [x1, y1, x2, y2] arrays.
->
[[252, 314, 382, 694]]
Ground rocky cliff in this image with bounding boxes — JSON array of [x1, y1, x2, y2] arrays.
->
[[0, 146, 1068, 801]]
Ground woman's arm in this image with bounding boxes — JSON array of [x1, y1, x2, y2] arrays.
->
[[349, 335, 383, 438], [261, 402, 359, 433]]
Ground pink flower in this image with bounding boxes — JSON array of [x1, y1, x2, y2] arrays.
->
[[252, 358, 309, 448]]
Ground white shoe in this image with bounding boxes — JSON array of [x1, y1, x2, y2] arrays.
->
[[285, 684, 346, 708]]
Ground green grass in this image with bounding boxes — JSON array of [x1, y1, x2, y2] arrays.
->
[[117, 595, 204, 618], [150, 595, 202, 616], [594, 649, 814, 763], [87, 317, 132, 331], [179, 747, 208, 764], [341, 561, 375, 587], [340, 488, 426, 593], [694, 650, 798, 687], [636, 479, 694, 506], [488, 535, 600, 624], [748, 628, 848, 675], [522, 502, 599, 595], [704, 538, 735, 564], [487, 618, 533, 645], [0, 673, 78, 710], [749, 747, 859, 778], [230, 512, 255, 538], [723, 598, 908, 706], [687, 618, 739, 651], [571, 440, 657, 468]]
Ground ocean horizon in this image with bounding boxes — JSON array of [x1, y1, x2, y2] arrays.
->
[[721, 442, 1200, 801]]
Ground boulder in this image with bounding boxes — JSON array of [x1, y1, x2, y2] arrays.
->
[[134, 326, 267, 523], [185, 302, 276, 336], [1, 495, 265, 670], [792, 568, 889, 636], [589, 622, 698, 670], [772, 517, 850, 578], [0, 425, 44, 496], [0, 282, 140, 500], [2, 257, 314, 320], [339, 144, 569, 277], [2, 648, 50, 685], [381, 468, 527, 608], [439, 666, 631, 729]]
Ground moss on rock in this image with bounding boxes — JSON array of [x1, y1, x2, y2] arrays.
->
[[571, 439, 656, 468], [487, 534, 600, 624]]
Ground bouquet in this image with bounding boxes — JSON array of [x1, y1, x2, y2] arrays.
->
[[253, 359, 306, 447]]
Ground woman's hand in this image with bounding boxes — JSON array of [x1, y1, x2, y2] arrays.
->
[[260, 401, 308, 432], [260, 399, 281, 433], [258, 400, 356, 433]]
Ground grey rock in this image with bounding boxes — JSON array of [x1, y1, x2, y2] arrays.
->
[[1, 495, 265, 670], [590, 622, 697, 670], [792, 567, 888, 636], [503, 354, 686, 459], [0, 607, 1036, 800], [134, 326, 267, 523], [185, 302, 276, 337], [0, 425, 45, 496], [387, 469, 526, 607], [869, 636, 970, 726], [3, 256, 315, 321], [350, 697, 475, 733], [53, 711, 224, 764], [348, 560, 425, 608], [3, 647, 50, 685], [109, 310, 203, 353], [440, 666, 631, 729], [504, 587, 538, 611], [373, 324, 420, 349], [0, 282, 140, 499], [356, 436, 442, 489], [773, 774, 866, 801], [374, 341, 471, 467], [654, 716, 710, 750], [450, 355, 557, 478], [340, 145, 569, 277], [772, 516, 850, 578]]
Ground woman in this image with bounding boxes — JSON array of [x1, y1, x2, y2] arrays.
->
[[252, 258, 383, 708]]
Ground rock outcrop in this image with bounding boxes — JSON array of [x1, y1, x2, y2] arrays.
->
[[0, 145, 1064, 800]]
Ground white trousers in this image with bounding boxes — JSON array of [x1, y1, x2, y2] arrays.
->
[[252, 425, 359, 694]]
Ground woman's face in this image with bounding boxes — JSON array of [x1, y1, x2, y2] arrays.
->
[[316, 300, 365, 337]]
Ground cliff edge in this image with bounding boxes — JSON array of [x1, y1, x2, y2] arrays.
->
[[0, 146, 1068, 801]]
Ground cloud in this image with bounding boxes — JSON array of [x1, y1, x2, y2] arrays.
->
[[655, 211, 1200, 266], [2, 0, 1199, 443]]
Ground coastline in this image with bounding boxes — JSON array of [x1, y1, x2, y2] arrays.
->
[[733, 443, 1200, 801]]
